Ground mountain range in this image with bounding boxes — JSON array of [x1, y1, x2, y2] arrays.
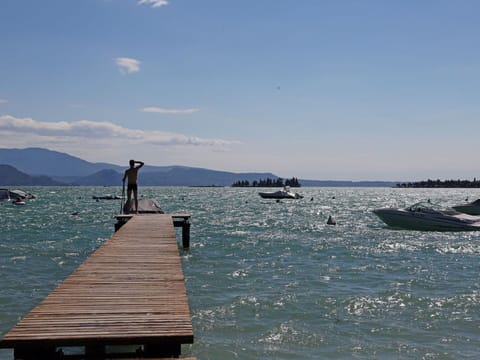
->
[[0, 148, 397, 187]]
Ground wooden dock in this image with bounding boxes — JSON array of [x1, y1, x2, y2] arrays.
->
[[0, 214, 194, 359]]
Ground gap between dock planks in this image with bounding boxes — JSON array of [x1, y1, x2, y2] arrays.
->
[[0, 214, 193, 354]]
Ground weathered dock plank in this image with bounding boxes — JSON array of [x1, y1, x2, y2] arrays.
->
[[0, 214, 193, 359]]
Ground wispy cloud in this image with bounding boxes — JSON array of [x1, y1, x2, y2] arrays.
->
[[0, 98, 8, 104], [0, 115, 238, 148], [138, 0, 169, 8], [115, 57, 141, 74], [141, 107, 199, 114]]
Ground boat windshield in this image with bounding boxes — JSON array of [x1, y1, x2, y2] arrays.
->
[[406, 201, 450, 214]]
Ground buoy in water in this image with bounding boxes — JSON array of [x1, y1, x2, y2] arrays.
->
[[327, 215, 336, 225]]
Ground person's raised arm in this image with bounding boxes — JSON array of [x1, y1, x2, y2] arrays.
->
[[136, 160, 144, 169]]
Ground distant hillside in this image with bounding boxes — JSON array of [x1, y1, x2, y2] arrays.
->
[[0, 164, 63, 186], [0, 148, 279, 186], [0, 147, 122, 177], [140, 167, 277, 186], [72, 169, 123, 186], [71, 168, 278, 187], [0, 147, 398, 187]]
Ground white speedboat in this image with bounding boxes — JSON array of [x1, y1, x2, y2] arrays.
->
[[452, 199, 480, 215], [258, 187, 303, 199], [1, 189, 35, 201], [9, 189, 35, 199], [373, 202, 480, 231]]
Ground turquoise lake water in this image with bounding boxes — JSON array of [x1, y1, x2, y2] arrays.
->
[[1, 187, 480, 359]]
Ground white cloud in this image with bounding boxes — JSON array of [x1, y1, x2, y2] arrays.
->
[[138, 0, 169, 8], [0, 115, 245, 172], [141, 107, 199, 114], [0, 115, 239, 148], [115, 57, 141, 74], [0, 98, 8, 104]]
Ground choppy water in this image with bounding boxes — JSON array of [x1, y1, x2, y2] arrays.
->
[[1, 187, 480, 359]]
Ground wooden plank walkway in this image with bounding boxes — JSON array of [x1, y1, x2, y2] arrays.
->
[[0, 214, 194, 359]]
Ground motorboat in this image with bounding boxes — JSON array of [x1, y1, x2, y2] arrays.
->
[[1, 189, 35, 201], [258, 187, 303, 199], [9, 189, 35, 199], [373, 202, 480, 231], [93, 195, 121, 200], [452, 199, 480, 215]]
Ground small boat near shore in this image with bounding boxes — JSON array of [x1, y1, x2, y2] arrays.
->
[[9, 189, 36, 199], [258, 187, 303, 200], [1, 188, 35, 204], [452, 199, 480, 215], [373, 202, 480, 231], [93, 195, 121, 200]]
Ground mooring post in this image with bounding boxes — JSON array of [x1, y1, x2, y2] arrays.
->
[[144, 342, 181, 357], [14, 345, 58, 360], [172, 214, 191, 249], [85, 343, 106, 358], [182, 220, 191, 249]]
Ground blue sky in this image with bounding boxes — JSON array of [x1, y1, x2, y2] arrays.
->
[[1, 0, 479, 181]]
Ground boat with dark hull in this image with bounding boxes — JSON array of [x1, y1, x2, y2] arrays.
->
[[93, 195, 121, 200], [373, 202, 480, 231]]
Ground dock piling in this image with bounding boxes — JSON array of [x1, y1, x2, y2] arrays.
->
[[182, 220, 191, 248]]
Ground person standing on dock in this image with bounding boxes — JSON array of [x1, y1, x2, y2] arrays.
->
[[123, 159, 144, 213]]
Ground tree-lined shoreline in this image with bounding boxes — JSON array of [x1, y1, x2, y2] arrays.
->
[[397, 179, 480, 188], [232, 177, 301, 188]]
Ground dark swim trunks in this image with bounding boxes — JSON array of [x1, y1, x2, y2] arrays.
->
[[127, 183, 138, 191]]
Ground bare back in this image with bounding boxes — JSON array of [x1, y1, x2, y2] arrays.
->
[[124, 167, 140, 185], [123, 161, 144, 185]]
